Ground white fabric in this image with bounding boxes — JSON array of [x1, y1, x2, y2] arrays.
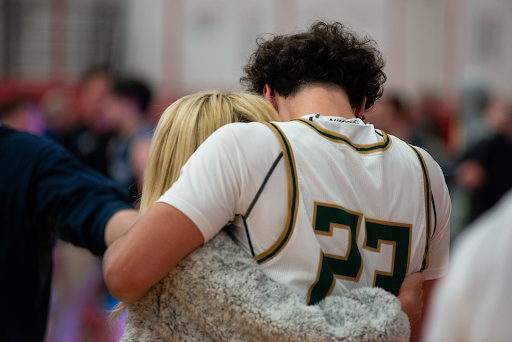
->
[[424, 189, 512, 342], [159, 114, 450, 301]]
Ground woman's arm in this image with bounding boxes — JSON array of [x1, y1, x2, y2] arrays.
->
[[103, 203, 204, 303]]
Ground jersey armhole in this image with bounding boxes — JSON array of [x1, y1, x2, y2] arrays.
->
[[240, 152, 283, 257], [252, 123, 299, 264], [408, 145, 433, 271]]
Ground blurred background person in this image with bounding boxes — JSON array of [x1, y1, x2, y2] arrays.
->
[[104, 77, 154, 205], [40, 86, 79, 141], [456, 81, 491, 152], [454, 97, 512, 223], [446, 82, 491, 238], [366, 91, 422, 145], [414, 93, 458, 184], [57, 66, 114, 177]]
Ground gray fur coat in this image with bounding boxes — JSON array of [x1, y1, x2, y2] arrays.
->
[[121, 231, 410, 341]]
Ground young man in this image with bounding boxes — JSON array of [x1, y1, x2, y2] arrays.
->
[[104, 22, 450, 338]]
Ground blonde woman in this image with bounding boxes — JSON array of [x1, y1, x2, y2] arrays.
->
[[113, 91, 422, 341], [139, 91, 280, 216]]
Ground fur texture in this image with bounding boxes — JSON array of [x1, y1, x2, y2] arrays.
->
[[122, 231, 410, 341]]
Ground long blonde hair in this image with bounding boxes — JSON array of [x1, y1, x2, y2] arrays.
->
[[139, 91, 279, 215], [111, 91, 279, 319]]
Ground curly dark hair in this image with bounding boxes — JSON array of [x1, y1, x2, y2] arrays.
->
[[240, 22, 386, 109]]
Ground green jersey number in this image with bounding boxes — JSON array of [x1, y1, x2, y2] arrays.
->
[[307, 202, 411, 305]]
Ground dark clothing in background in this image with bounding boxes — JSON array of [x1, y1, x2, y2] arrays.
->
[[107, 124, 152, 204], [57, 125, 111, 176], [461, 133, 512, 222], [0, 125, 132, 341], [108, 134, 140, 203]]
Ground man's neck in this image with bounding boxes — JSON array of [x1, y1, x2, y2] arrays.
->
[[275, 86, 357, 121]]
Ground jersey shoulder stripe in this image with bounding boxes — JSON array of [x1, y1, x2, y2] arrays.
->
[[292, 118, 392, 153], [408, 144, 432, 270], [254, 122, 299, 264]]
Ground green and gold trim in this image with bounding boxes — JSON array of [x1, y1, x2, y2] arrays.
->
[[293, 118, 392, 153], [409, 145, 432, 270], [363, 218, 412, 295], [254, 122, 299, 264], [307, 249, 337, 305]]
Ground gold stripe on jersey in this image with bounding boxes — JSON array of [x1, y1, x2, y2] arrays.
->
[[254, 122, 299, 264], [362, 218, 412, 287], [408, 145, 432, 270], [312, 202, 364, 272], [293, 118, 392, 153]]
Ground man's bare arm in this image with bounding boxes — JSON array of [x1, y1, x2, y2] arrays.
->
[[103, 203, 204, 303]]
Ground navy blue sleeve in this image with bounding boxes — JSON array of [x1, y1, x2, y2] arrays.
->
[[28, 135, 133, 255]]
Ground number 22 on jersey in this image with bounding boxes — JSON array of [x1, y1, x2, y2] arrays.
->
[[307, 202, 411, 305]]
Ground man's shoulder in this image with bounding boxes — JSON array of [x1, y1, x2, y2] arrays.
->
[[215, 122, 281, 150], [409, 145, 443, 172], [206, 122, 283, 167], [220, 121, 276, 137], [0, 126, 59, 156], [0, 127, 94, 179]]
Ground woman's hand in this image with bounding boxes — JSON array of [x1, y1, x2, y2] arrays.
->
[[397, 271, 425, 326]]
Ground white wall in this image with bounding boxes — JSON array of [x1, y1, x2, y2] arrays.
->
[[404, 0, 446, 95], [182, 0, 273, 93], [123, 0, 164, 91], [464, 0, 512, 98], [122, 0, 512, 99]]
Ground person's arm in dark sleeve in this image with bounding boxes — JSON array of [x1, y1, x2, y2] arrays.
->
[[29, 140, 135, 255]]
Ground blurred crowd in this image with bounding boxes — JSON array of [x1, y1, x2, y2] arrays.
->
[[2, 65, 512, 341], [0, 66, 157, 341], [2, 66, 155, 204]]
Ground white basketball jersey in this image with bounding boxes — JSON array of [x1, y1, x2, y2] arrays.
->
[[254, 117, 432, 305]]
